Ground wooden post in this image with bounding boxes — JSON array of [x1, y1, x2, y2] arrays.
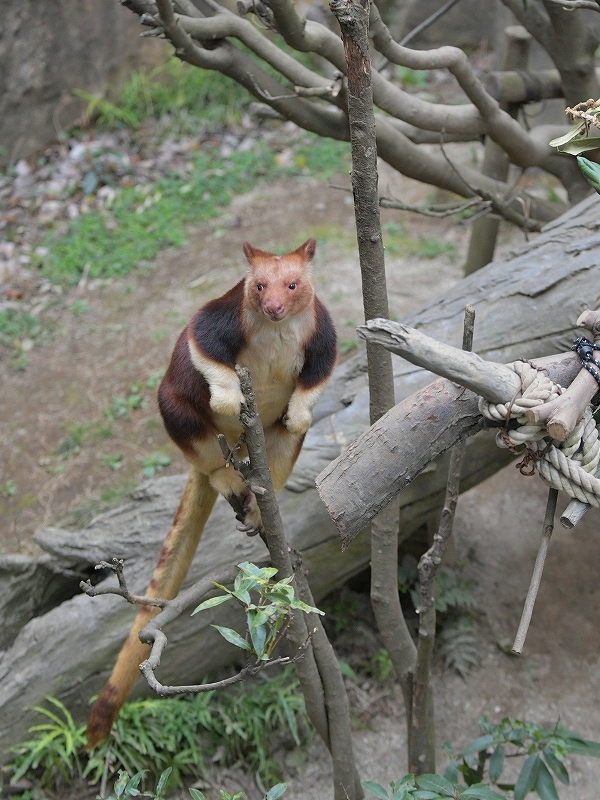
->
[[464, 26, 531, 275]]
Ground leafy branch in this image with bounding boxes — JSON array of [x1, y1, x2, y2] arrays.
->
[[192, 561, 323, 663], [363, 717, 600, 800], [81, 559, 318, 697]]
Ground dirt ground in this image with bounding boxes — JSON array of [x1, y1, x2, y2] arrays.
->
[[2, 159, 600, 797]]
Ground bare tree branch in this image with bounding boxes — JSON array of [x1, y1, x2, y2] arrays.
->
[[121, 0, 572, 223], [544, 0, 600, 12]]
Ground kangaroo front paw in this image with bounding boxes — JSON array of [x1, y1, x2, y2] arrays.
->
[[209, 386, 244, 417], [283, 408, 312, 435]]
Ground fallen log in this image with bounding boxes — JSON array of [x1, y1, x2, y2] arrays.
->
[[1, 193, 599, 759]]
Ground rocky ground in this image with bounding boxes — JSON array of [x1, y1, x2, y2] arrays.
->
[[1, 120, 599, 799]]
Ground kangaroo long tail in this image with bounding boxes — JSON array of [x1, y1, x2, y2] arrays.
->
[[86, 467, 218, 747]]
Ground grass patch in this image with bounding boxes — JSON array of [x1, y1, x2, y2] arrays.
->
[[0, 308, 49, 368], [382, 220, 457, 261], [77, 59, 251, 132], [42, 137, 350, 286], [291, 136, 351, 180], [7, 668, 310, 795], [0, 308, 47, 349]]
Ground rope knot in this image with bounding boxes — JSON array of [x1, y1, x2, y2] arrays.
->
[[479, 360, 600, 506]]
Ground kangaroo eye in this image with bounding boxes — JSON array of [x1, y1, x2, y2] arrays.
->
[[288, 283, 297, 290], [257, 284, 264, 291]]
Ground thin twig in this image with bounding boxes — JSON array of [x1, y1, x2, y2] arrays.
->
[[248, 73, 298, 101], [512, 488, 559, 654], [80, 559, 167, 609], [438, 140, 542, 232], [399, 0, 464, 46], [140, 652, 297, 697], [217, 432, 246, 469], [544, 0, 600, 9], [82, 559, 311, 697], [329, 183, 488, 218], [410, 305, 475, 774]]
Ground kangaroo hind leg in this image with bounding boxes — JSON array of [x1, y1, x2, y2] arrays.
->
[[86, 466, 217, 747]]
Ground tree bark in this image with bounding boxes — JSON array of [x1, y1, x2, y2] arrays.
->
[[329, 0, 418, 743], [464, 25, 530, 275]]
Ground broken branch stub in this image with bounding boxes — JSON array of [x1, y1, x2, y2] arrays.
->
[[525, 309, 600, 440], [357, 318, 522, 404]]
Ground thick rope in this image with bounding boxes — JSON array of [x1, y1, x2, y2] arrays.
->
[[478, 361, 600, 507]]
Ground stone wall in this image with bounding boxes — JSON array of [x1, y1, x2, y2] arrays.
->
[[0, 0, 164, 167]]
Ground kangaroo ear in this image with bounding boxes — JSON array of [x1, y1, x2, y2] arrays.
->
[[296, 238, 316, 262], [243, 241, 273, 266], [243, 241, 257, 263]]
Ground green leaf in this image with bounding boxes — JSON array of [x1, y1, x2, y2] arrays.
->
[[273, 575, 295, 586], [514, 754, 541, 800], [577, 155, 600, 192], [548, 122, 585, 148], [444, 759, 459, 784], [267, 586, 294, 603], [114, 771, 129, 797], [191, 594, 232, 615], [249, 607, 274, 630], [238, 562, 278, 580], [231, 588, 252, 605], [338, 659, 358, 679], [289, 598, 325, 614], [460, 785, 505, 799], [415, 774, 455, 795], [413, 791, 442, 799], [265, 783, 289, 800], [534, 760, 559, 800], [233, 574, 259, 601], [361, 780, 391, 799], [249, 621, 267, 658], [189, 789, 207, 800], [155, 767, 172, 797], [559, 138, 600, 156], [488, 746, 504, 784], [542, 748, 568, 785], [211, 625, 252, 651], [396, 776, 418, 790], [561, 736, 600, 757], [234, 573, 259, 593], [125, 771, 144, 796], [391, 780, 414, 800], [478, 716, 493, 734], [459, 734, 496, 756]]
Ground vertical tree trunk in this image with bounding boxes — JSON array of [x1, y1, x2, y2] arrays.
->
[[329, 0, 417, 765], [408, 306, 475, 773], [464, 26, 531, 275]]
